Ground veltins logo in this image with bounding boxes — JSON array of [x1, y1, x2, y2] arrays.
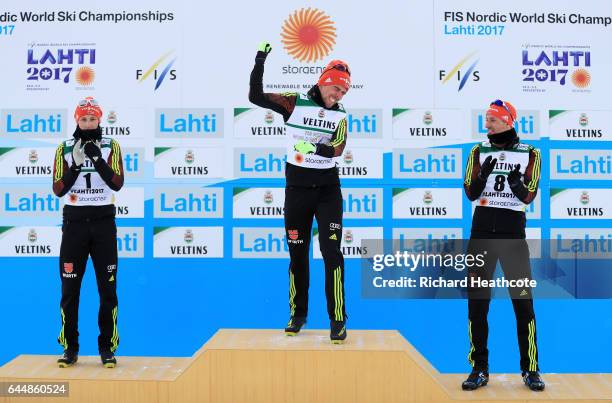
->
[[136, 50, 177, 90], [281, 8, 336, 63], [233, 188, 284, 219], [233, 108, 286, 138], [153, 227, 223, 258], [0, 226, 60, 257], [392, 109, 463, 140], [438, 51, 480, 91], [550, 188, 610, 219], [0, 147, 55, 177], [154, 147, 224, 179], [548, 110, 609, 141], [392, 188, 463, 219]]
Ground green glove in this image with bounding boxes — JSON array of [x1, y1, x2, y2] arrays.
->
[[294, 141, 316, 154], [257, 41, 272, 54]]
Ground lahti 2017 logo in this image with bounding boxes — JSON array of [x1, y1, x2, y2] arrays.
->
[[136, 51, 177, 90], [281, 8, 336, 63]]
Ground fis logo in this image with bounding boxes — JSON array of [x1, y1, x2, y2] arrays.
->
[[439, 52, 480, 91], [136, 51, 177, 90]]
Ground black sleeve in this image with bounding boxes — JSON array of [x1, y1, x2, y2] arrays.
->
[[463, 145, 486, 201], [315, 118, 347, 158], [248, 51, 296, 122]]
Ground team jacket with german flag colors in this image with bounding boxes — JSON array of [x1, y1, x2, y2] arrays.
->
[[52, 137, 124, 207], [464, 140, 541, 212], [249, 54, 348, 186]]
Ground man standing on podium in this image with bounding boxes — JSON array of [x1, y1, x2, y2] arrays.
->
[[462, 99, 545, 391], [249, 42, 350, 343]]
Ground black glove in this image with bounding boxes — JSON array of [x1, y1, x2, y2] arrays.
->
[[507, 164, 528, 201], [478, 155, 497, 181], [84, 141, 102, 163], [507, 164, 522, 188]]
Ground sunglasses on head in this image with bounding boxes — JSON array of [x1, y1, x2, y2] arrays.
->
[[78, 98, 99, 107], [324, 63, 351, 76], [490, 99, 513, 119]]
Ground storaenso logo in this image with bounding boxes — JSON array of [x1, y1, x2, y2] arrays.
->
[[341, 188, 382, 219], [2, 187, 60, 217], [472, 109, 540, 140], [233, 227, 289, 258], [393, 148, 462, 179], [1, 109, 65, 138], [550, 150, 611, 179], [154, 187, 223, 218], [116, 227, 143, 258], [346, 109, 382, 139], [234, 148, 286, 178], [155, 109, 223, 138]]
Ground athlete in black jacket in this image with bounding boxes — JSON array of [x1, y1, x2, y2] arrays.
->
[[249, 42, 350, 343]]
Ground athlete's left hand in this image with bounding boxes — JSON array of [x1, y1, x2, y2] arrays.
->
[[84, 141, 102, 163], [294, 140, 316, 154], [507, 164, 522, 188]]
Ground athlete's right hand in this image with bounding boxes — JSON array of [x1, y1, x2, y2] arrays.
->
[[257, 41, 272, 54], [71, 139, 85, 167], [478, 155, 497, 180]]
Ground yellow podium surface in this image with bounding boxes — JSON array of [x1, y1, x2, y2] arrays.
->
[[0, 329, 610, 403]]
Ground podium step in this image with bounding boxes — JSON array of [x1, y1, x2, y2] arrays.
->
[[0, 329, 610, 403]]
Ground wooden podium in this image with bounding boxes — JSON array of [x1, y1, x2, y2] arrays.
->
[[0, 329, 610, 402]]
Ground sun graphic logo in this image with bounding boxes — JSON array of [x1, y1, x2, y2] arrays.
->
[[75, 66, 95, 86], [572, 69, 590, 88], [281, 8, 336, 63]]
